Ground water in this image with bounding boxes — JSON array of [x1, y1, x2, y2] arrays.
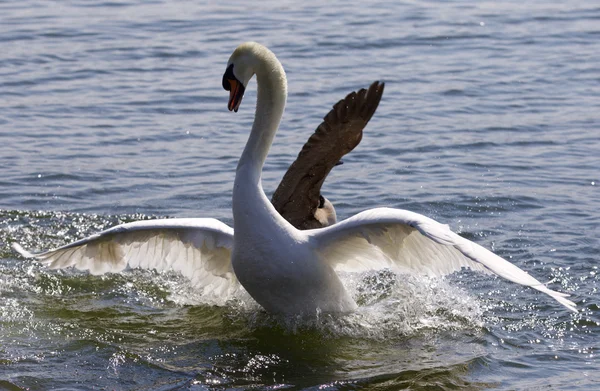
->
[[1, 0, 599, 389]]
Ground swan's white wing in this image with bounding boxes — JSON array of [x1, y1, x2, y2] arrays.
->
[[306, 208, 576, 312], [12, 218, 238, 300]]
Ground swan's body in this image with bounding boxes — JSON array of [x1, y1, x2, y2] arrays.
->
[[13, 42, 577, 315], [225, 43, 355, 312]]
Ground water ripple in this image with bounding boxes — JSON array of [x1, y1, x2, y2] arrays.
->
[[1, 0, 599, 389]]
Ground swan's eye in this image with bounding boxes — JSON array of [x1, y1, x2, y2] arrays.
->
[[222, 64, 235, 90], [318, 195, 325, 208]]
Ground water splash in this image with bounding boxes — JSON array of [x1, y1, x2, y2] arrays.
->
[[3, 209, 490, 342], [210, 270, 486, 341]]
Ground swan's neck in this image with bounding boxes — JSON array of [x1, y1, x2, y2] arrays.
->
[[237, 67, 287, 182], [232, 48, 289, 235]]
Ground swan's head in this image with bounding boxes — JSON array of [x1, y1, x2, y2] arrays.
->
[[222, 43, 260, 112], [315, 195, 337, 227], [223, 42, 285, 112]]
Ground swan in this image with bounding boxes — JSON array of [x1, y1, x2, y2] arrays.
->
[[272, 81, 384, 229], [13, 42, 576, 314]]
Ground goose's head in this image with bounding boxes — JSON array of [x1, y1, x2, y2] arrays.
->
[[314, 195, 337, 227]]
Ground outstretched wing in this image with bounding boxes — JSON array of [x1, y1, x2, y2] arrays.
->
[[306, 208, 576, 312], [272, 81, 385, 230], [12, 218, 237, 300]]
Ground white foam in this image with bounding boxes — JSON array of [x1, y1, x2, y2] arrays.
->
[[187, 270, 488, 340]]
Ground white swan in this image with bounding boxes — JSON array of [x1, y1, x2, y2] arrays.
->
[[13, 42, 576, 314]]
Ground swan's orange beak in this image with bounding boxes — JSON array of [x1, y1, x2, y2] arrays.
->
[[222, 64, 245, 113], [227, 79, 245, 113]]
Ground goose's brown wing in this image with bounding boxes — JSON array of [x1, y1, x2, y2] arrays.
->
[[271, 81, 385, 230]]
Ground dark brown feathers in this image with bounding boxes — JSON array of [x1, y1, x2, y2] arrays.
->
[[271, 81, 384, 230]]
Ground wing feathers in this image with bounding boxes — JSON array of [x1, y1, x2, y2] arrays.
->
[[13, 211, 575, 312], [12, 218, 237, 302], [272, 81, 385, 229], [308, 207, 576, 312]]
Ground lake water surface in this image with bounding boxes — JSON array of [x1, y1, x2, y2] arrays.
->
[[1, 0, 599, 389]]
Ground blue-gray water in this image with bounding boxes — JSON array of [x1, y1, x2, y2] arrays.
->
[[1, 0, 599, 389]]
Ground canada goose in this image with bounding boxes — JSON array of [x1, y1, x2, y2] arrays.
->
[[272, 81, 383, 229]]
